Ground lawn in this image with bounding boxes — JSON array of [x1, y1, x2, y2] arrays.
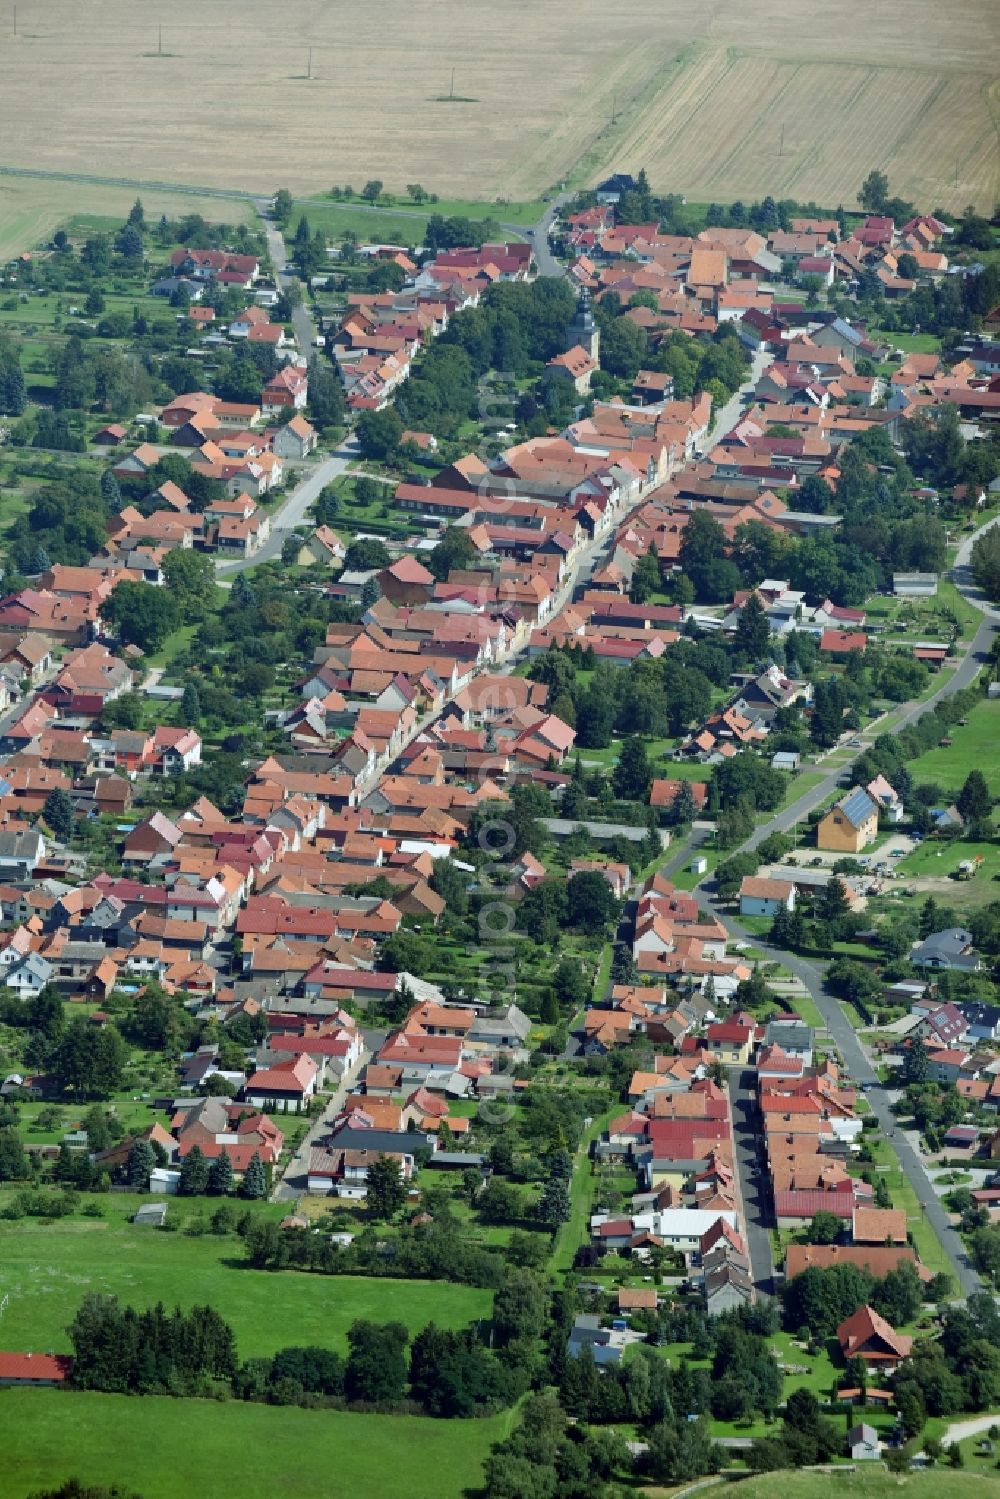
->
[[143, 621, 201, 674], [0, 1216, 492, 1358], [896, 837, 1000, 887], [776, 989, 827, 1032], [13, 1096, 163, 1146], [864, 580, 979, 648], [651, 1331, 838, 1422], [0, 1388, 513, 1499], [872, 330, 944, 356], [293, 199, 523, 247], [304, 190, 541, 227], [0, 174, 251, 264], [577, 736, 680, 769], [904, 698, 1000, 797], [670, 847, 719, 892], [550, 1107, 617, 1275], [873, 1159, 953, 1280], [776, 770, 828, 811]]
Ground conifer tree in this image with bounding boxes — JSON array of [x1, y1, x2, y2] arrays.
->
[[239, 1151, 267, 1200]]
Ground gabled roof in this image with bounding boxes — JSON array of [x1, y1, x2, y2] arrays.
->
[[837, 1304, 912, 1359], [831, 787, 879, 829]]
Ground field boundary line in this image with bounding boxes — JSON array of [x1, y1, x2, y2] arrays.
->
[[0, 164, 258, 203]]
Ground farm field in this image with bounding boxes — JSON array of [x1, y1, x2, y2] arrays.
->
[[609, 43, 1000, 215], [0, 1214, 492, 1359], [0, 1, 996, 210], [0, 174, 250, 265], [731, 1472, 996, 1499], [0, 1389, 512, 1499]]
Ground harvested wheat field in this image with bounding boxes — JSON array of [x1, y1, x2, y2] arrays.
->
[[0, 0, 996, 210]]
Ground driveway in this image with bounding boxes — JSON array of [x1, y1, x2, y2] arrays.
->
[[940, 1413, 1000, 1446]]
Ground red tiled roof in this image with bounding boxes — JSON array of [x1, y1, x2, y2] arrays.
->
[[774, 1189, 854, 1218], [837, 1304, 912, 1359]]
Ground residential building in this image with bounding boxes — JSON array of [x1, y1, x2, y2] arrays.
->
[[848, 1423, 882, 1461], [836, 1305, 913, 1370], [816, 787, 880, 853]]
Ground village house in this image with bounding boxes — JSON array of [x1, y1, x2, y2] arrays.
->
[[836, 1305, 912, 1371], [816, 787, 880, 854], [273, 414, 318, 460]]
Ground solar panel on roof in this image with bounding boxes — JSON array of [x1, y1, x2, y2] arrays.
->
[[838, 787, 878, 827]]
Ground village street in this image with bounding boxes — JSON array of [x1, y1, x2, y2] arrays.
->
[[688, 512, 1000, 1298], [271, 1047, 368, 1202], [214, 434, 360, 575], [256, 203, 319, 352], [252, 209, 999, 1296]]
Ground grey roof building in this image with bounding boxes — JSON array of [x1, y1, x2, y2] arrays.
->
[[848, 1422, 882, 1460], [0, 829, 46, 877], [468, 1003, 531, 1048], [324, 1124, 433, 1156], [567, 1314, 622, 1365], [764, 1018, 813, 1056], [911, 927, 981, 972]]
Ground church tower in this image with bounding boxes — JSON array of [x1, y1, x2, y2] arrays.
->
[[567, 289, 600, 363]]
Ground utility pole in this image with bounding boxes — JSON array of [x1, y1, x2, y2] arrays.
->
[[12, 6, 16, 38], [611, 92, 617, 126], [449, 67, 455, 100], [307, 47, 312, 79], [158, 24, 162, 56], [778, 123, 785, 158]]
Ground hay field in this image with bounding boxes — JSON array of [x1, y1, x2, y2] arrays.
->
[[0, 0, 996, 211], [0, 177, 251, 264]]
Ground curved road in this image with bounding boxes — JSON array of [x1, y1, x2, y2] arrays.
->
[[256, 203, 320, 352], [695, 515, 1000, 1297], [505, 193, 571, 279], [215, 434, 360, 575]]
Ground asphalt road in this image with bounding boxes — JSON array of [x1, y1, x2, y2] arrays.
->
[[272, 1049, 367, 1201], [727, 1066, 776, 1295], [690, 514, 1000, 1297], [257, 206, 318, 352], [215, 434, 360, 574], [703, 345, 774, 453], [507, 194, 572, 280], [741, 608, 998, 855], [706, 900, 983, 1297]]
